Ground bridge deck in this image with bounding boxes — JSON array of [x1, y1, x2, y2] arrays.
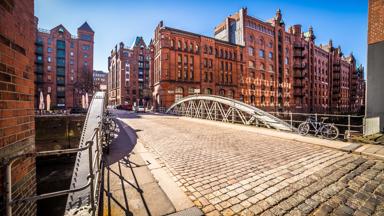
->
[[118, 112, 384, 216]]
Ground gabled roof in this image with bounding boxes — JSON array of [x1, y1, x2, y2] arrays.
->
[[131, 36, 146, 49], [78, 22, 94, 33]]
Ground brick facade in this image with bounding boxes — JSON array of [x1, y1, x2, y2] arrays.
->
[[0, 0, 37, 215], [214, 8, 365, 114], [35, 21, 94, 109], [108, 37, 151, 106], [93, 70, 108, 91], [151, 22, 245, 109], [149, 8, 365, 114], [368, 0, 384, 44]]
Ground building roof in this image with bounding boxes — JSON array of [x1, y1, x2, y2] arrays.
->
[[162, 26, 243, 47], [78, 22, 94, 33]]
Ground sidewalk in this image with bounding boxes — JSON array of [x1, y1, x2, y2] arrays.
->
[[182, 117, 384, 160]]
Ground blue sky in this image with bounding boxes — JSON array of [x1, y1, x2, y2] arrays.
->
[[35, 0, 368, 72]]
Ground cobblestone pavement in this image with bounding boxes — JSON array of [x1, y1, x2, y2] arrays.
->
[[120, 114, 384, 216]]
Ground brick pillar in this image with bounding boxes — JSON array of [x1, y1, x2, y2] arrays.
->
[[367, 0, 384, 131], [0, 0, 37, 215]]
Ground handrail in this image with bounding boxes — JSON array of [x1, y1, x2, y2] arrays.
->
[[3, 92, 106, 216]]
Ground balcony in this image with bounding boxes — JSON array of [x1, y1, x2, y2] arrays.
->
[[293, 51, 305, 58], [294, 91, 304, 97], [293, 63, 306, 69], [57, 79, 65, 85], [57, 91, 65, 97], [294, 72, 305, 79], [293, 82, 304, 88], [293, 43, 305, 49]]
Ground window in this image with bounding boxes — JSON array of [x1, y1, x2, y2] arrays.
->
[[84, 54, 88, 58], [175, 87, 183, 101], [219, 89, 225, 96], [269, 65, 274, 71], [37, 55, 43, 61], [285, 57, 289, 64], [268, 52, 273, 59], [248, 61, 255, 68], [259, 49, 265, 58], [47, 47, 52, 53], [47, 56, 51, 62], [251, 84, 256, 90], [177, 40, 181, 49], [227, 90, 234, 98], [251, 95, 255, 104], [70, 60, 74, 65], [47, 75, 51, 81], [82, 45, 90, 50], [47, 65, 51, 71], [171, 39, 174, 48], [48, 38, 52, 45], [70, 51, 74, 56], [260, 63, 265, 70], [84, 61, 88, 66], [268, 41, 273, 48], [248, 47, 254, 56], [47, 86, 51, 93], [70, 41, 74, 48], [80, 34, 91, 41], [205, 88, 212, 94]]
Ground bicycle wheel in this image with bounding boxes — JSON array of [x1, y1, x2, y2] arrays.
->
[[298, 122, 310, 136], [321, 124, 339, 140], [108, 119, 117, 131]]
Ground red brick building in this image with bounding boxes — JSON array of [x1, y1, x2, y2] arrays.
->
[[93, 70, 108, 91], [35, 21, 94, 109], [214, 8, 365, 113], [0, 0, 36, 215], [108, 37, 151, 106], [151, 21, 245, 109]]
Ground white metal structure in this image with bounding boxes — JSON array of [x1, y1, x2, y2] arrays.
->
[[166, 95, 293, 131]]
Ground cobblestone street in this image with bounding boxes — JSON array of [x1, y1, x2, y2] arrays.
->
[[120, 113, 384, 216]]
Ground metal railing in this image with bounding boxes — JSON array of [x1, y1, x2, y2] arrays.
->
[[2, 123, 103, 216], [268, 111, 365, 139]]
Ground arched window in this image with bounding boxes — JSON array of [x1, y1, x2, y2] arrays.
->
[[219, 89, 225, 96], [260, 63, 265, 70], [177, 40, 181, 49], [261, 95, 266, 103], [205, 88, 212, 94], [171, 39, 174, 48], [227, 90, 234, 98], [270, 96, 275, 103], [251, 84, 256, 90], [249, 34, 254, 42], [175, 87, 183, 102], [250, 95, 255, 104]]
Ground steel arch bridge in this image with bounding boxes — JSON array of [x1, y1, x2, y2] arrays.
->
[[166, 95, 294, 131]]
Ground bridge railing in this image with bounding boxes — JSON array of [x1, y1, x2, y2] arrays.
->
[[2, 124, 103, 216], [268, 111, 365, 139], [2, 92, 105, 216]]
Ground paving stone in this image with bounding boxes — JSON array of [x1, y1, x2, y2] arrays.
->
[[121, 115, 384, 216]]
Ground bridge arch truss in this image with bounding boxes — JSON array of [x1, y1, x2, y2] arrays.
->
[[166, 95, 294, 131]]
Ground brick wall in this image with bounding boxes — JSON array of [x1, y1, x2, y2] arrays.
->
[[0, 0, 37, 215], [368, 0, 384, 44]]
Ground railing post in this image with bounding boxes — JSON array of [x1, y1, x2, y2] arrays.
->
[[290, 112, 293, 129], [347, 115, 351, 139], [315, 113, 318, 122], [88, 141, 95, 215], [6, 162, 12, 216]]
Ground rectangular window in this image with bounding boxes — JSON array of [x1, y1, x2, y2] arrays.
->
[[47, 65, 51, 71], [80, 34, 91, 41], [269, 52, 273, 59], [82, 45, 90, 50], [47, 47, 52, 53], [47, 56, 51, 62], [259, 50, 265, 58], [248, 47, 254, 56]]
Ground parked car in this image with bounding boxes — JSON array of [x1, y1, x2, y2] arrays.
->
[[136, 106, 145, 113], [116, 104, 133, 111], [70, 107, 87, 114]]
